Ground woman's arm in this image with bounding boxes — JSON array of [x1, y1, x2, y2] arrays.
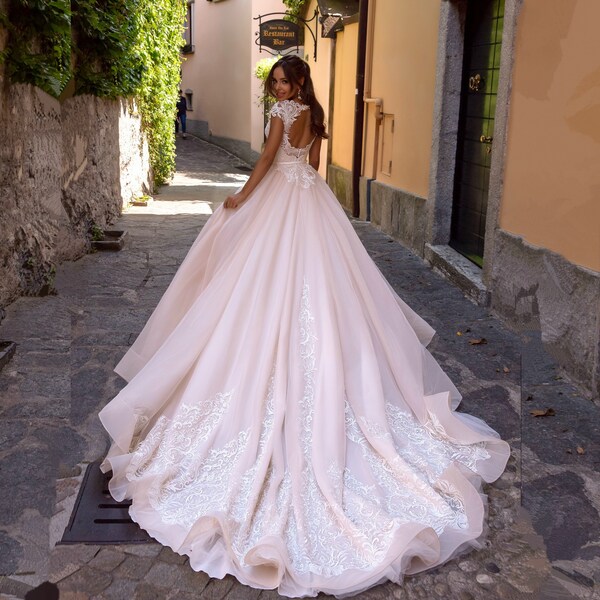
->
[[224, 117, 284, 209], [308, 137, 322, 171]]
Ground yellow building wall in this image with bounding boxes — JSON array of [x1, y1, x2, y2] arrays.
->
[[500, 0, 600, 271], [302, 0, 332, 178], [331, 24, 359, 171], [364, 0, 440, 198]]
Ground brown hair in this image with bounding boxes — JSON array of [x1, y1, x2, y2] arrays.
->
[[264, 56, 329, 139]]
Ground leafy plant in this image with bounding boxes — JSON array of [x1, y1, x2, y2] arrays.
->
[[72, 0, 145, 97], [254, 55, 280, 133], [90, 224, 104, 241], [254, 55, 279, 105], [1, 0, 187, 188], [135, 0, 186, 187], [282, 0, 307, 19], [0, 0, 72, 98]]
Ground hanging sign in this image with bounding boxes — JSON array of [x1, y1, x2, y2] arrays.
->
[[259, 19, 301, 52], [254, 10, 319, 60]]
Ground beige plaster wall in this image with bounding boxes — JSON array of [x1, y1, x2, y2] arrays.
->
[[331, 24, 359, 171], [250, 0, 289, 156], [182, 0, 286, 154], [500, 0, 600, 271], [181, 0, 251, 142], [363, 0, 440, 198]]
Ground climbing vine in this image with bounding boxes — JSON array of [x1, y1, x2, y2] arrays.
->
[[72, 0, 145, 98], [1, 0, 186, 187], [135, 0, 186, 186]]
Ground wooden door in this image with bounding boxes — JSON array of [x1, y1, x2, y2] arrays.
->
[[450, 0, 504, 266]]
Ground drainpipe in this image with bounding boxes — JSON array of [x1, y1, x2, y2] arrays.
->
[[351, 0, 369, 218], [363, 96, 383, 220], [360, 0, 381, 221], [362, 0, 380, 181]]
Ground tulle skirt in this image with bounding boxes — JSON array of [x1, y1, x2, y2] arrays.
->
[[99, 164, 510, 598]]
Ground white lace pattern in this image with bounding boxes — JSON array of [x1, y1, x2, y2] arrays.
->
[[121, 281, 495, 576], [266, 100, 316, 189]]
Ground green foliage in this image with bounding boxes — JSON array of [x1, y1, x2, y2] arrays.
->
[[254, 56, 279, 83], [90, 224, 104, 241], [72, 0, 145, 97], [1, 0, 72, 97], [0, 0, 186, 187], [282, 0, 307, 19], [135, 0, 186, 187], [254, 55, 279, 105]]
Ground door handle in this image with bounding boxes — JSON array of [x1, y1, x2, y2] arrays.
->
[[469, 74, 484, 91], [480, 135, 493, 143]]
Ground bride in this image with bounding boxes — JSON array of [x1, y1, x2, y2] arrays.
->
[[99, 55, 509, 598]]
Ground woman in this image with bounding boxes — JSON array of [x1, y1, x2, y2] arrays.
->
[[99, 56, 509, 598]]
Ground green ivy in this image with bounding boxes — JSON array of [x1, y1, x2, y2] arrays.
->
[[135, 0, 186, 187], [72, 0, 145, 97], [0, 0, 72, 98], [1, 0, 186, 188]]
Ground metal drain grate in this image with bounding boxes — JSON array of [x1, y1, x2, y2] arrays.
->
[[60, 461, 155, 544]]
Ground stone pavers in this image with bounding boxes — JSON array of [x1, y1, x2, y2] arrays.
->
[[0, 135, 598, 599]]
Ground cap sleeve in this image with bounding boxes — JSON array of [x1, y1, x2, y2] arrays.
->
[[268, 100, 306, 133], [269, 101, 286, 121]]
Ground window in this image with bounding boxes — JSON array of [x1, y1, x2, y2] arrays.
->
[[182, 1, 194, 53], [185, 89, 193, 111]]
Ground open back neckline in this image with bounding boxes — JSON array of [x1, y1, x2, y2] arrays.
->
[[282, 102, 315, 151]]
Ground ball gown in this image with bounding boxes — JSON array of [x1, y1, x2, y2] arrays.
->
[[99, 99, 510, 598]]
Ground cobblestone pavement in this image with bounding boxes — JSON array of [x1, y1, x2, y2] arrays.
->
[[0, 135, 598, 600]]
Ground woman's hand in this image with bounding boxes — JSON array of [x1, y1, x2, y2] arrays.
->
[[224, 192, 247, 209]]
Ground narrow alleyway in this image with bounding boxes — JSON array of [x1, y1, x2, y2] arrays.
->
[[0, 136, 597, 600]]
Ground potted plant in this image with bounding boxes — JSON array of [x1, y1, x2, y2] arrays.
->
[[90, 224, 128, 251]]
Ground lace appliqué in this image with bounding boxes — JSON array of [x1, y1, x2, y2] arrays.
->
[[125, 391, 257, 527], [126, 391, 233, 481], [274, 162, 316, 189], [386, 404, 491, 477], [267, 100, 316, 189], [344, 402, 471, 533], [269, 99, 309, 131], [284, 281, 398, 576]]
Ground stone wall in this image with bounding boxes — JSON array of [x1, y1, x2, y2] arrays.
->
[[327, 164, 353, 214], [489, 230, 600, 399], [369, 181, 427, 256], [0, 82, 151, 310]]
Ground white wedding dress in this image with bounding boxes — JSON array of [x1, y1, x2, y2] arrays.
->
[[99, 99, 509, 598]]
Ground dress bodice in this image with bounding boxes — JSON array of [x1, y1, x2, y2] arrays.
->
[[266, 100, 316, 188]]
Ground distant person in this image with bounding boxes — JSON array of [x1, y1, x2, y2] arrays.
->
[[175, 90, 187, 138]]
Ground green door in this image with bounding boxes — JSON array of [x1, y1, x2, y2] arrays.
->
[[450, 0, 505, 267]]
